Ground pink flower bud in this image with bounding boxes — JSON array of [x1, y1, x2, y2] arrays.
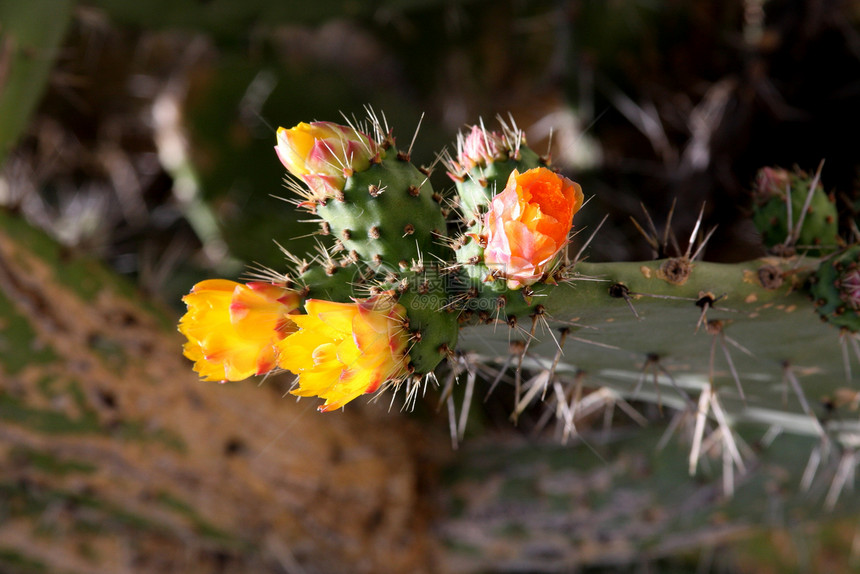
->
[[275, 121, 381, 201]]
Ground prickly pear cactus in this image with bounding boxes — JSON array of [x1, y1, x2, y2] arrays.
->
[[178, 112, 860, 524]]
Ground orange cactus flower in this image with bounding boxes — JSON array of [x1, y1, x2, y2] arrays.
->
[[179, 279, 302, 382], [482, 167, 584, 288], [275, 121, 381, 201], [277, 295, 410, 412]]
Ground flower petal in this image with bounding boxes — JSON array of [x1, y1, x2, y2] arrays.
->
[[178, 279, 301, 382], [277, 294, 410, 411]]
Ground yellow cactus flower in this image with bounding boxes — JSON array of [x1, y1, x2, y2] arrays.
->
[[275, 121, 381, 201], [179, 279, 302, 382], [277, 295, 410, 412]]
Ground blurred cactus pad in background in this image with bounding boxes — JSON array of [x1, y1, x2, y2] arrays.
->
[[2, 0, 860, 573]]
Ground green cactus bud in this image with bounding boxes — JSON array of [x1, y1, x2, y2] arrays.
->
[[810, 245, 860, 332], [752, 166, 839, 255]]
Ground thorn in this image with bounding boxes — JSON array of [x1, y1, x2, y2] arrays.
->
[[801, 440, 827, 492], [709, 387, 746, 473], [457, 361, 477, 441], [665, 198, 681, 256], [513, 336, 526, 424], [446, 394, 458, 449], [572, 212, 609, 264], [484, 342, 521, 401], [785, 159, 825, 247], [511, 370, 551, 421], [630, 203, 661, 257], [608, 282, 641, 319], [783, 360, 828, 441], [690, 385, 712, 475], [825, 449, 857, 510], [406, 112, 424, 161], [684, 203, 707, 260]]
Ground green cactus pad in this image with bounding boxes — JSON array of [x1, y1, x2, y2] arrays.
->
[[810, 245, 860, 332], [315, 151, 447, 268], [298, 263, 359, 303], [397, 287, 459, 374]]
